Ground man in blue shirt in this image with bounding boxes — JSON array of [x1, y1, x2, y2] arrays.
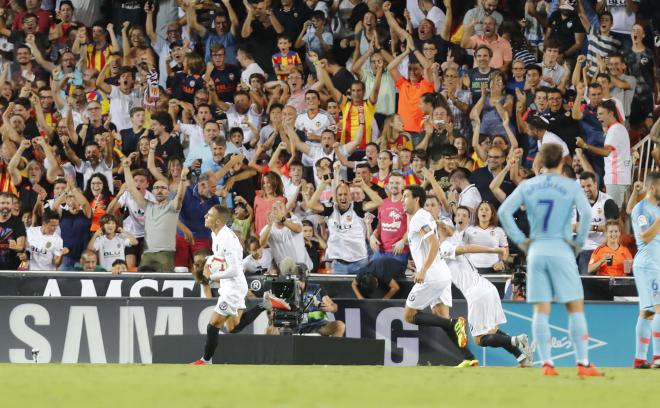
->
[[499, 143, 603, 377], [175, 173, 220, 271], [630, 172, 660, 369]]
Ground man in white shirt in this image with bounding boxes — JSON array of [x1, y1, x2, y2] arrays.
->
[[61, 136, 114, 193], [418, 0, 446, 35], [237, 45, 265, 85], [463, 0, 503, 36], [27, 209, 67, 270], [449, 168, 482, 216], [192, 205, 248, 365], [96, 62, 141, 131], [295, 90, 335, 154], [259, 201, 313, 272], [402, 185, 470, 360], [217, 90, 263, 146], [575, 99, 631, 207], [107, 169, 154, 268]]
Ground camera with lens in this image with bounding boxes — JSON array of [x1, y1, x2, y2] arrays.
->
[[267, 260, 308, 334], [510, 257, 527, 300]]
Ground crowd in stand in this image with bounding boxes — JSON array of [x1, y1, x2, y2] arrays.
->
[[0, 0, 656, 279]]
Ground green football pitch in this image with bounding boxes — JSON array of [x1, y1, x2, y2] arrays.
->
[[2, 364, 655, 407]]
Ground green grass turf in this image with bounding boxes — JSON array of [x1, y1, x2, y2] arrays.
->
[[1, 364, 654, 408]]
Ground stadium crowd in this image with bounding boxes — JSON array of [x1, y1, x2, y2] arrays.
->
[[0, 0, 656, 282]]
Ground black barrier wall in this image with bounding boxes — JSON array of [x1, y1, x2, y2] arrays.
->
[[0, 297, 467, 365], [0, 272, 638, 300]]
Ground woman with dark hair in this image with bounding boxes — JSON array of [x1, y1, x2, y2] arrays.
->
[[499, 20, 536, 68], [453, 136, 475, 171], [253, 172, 286, 234], [464, 201, 508, 274], [83, 172, 113, 233]]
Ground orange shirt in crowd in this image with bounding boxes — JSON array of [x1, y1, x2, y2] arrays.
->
[[395, 77, 434, 133], [588, 244, 633, 276]]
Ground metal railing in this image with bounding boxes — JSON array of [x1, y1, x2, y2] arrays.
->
[[632, 133, 657, 182]]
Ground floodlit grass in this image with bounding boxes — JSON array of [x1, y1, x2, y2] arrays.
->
[[1, 364, 654, 408]]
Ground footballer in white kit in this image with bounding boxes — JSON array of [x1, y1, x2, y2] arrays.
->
[[209, 223, 248, 317], [192, 205, 248, 365], [437, 206, 532, 366], [401, 186, 470, 360]]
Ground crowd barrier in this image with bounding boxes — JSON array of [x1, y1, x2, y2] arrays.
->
[[0, 272, 639, 301], [0, 297, 640, 367]]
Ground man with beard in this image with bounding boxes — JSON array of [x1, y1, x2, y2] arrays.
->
[[448, 168, 481, 217], [8, 139, 50, 213], [576, 100, 631, 208], [289, 128, 360, 185], [463, 0, 503, 36], [470, 146, 514, 208], [0, 192, 26, 270], [184, 120, 222, 169], [6, 45, 48, 92], [145, 2, 185, 88], [574, 171, 618, 275], [122, 158, 188, 272], [309, 177, 382, 274], [462, 16, 512, 71], [61, 135, 114, 193], [311, 52, 381, 150], [217, 90, 263, 147]]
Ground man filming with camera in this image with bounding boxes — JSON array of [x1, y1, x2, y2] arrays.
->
[[267, 258, 345, 337]]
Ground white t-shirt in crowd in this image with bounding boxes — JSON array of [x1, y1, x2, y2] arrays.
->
[[109, 85, 140, 131], [119, 190, 154, 238], [295, 110, 335, 144], [259, 215, 313, 271], [539, 131, 569, 157], [458, 184, 482, 213], [225, 103, 262, 145], [243, 248, 274, 275], [27, 226, 64, 271], [93, 234, 130, 271], [75, 160, 114, 194], [603, 122, 632, 186], [463, 225, 508, 268], [606, 0, 639, 34]]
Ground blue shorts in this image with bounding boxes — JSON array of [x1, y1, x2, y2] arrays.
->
[[526, 241, 583, 304], [632, 265, 660, 311]]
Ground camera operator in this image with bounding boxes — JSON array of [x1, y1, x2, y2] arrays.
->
[[268, 259, 345, 337]]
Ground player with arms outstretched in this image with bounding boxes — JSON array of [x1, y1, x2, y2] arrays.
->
[[402, 185, 470, 364], [498, 144, 603, 377], [191, 205, 248, 365], [434, 214, 533, 367], [630, 172, 660, 369]]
